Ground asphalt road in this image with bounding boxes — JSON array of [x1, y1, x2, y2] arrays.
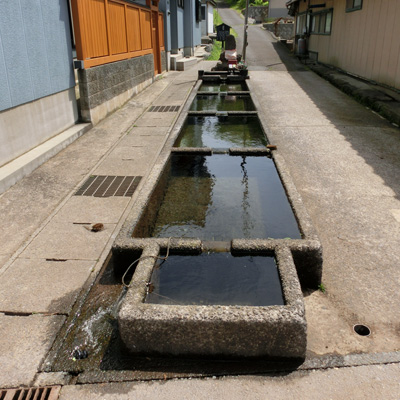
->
[[216, 3, 302, 71]]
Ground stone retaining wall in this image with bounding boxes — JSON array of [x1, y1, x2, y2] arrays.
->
[[242, 6, 268, 23], [264, 22, 294, 40], [78, 54, 155, 124]]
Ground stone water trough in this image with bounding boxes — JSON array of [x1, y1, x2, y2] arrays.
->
[[113, 72, 322, 360]]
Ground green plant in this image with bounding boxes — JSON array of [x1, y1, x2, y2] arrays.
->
[[208, 9, 238, 61], [318, 283, 326, 293], [251, 0, 268, 6]]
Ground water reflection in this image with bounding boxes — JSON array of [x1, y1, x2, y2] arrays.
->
[[145, 253, 284, 306], [175, 116, 267, 148], [151, 154, 301, 240], [190, 94, 255, 111]]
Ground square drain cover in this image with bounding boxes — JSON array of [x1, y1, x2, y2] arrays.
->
[[75, 175, 142, 197], [149, 105, 180, 112], [0, 386, 60, 400]]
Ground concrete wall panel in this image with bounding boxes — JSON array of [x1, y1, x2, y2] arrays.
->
[[0, 88, 78, 167]]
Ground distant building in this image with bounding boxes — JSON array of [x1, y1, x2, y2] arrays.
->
[[287, 0, 400, 90], [201, 0, 217, 37]]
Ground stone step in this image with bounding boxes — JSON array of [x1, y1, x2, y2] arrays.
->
[[170, 53, 183, 71], [176, 57, 198, 71]]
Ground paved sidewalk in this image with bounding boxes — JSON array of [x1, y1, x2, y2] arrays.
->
[[0, 64, 203, 388], [1, 52, 400, 397]]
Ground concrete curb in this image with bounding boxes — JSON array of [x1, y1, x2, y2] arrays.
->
[[0, 123, 92, 194], [307, 64, 400, 127]]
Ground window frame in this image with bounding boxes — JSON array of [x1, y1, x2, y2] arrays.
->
[[310, 8, 333, 36], [296, 11, 307, 35], [346, 0, 362, 13]]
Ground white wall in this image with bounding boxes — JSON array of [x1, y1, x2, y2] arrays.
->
[[0, 89, 78, 167], [207, 4, 214, 35]]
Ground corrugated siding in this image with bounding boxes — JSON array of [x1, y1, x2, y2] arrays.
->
[[0, 0, 74, 111], [303, 0, 400, 89]]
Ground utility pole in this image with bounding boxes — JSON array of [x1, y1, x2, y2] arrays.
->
[[242, 0, 250, 62]]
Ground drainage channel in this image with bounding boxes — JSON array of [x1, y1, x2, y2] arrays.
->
[[45, 71, 323, 379]]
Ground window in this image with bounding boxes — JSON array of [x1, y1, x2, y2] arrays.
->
[[310, 9, 333, 35], [346, 0, 362, 12], [296, 13, 307, 35], [201, 5, 206, 20], [178, 0, 184, 9], [195, 0, 201, 22]]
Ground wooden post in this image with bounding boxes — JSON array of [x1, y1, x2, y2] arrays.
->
[[70, 0, 86, 62]]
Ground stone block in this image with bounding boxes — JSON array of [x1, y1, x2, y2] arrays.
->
[[118, 245, 307, 358]]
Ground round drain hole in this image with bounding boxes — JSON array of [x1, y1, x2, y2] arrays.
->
[[353, 324, 371, 336]]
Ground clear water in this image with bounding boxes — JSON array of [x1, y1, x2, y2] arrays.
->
[[145, 253, 284, 306], [151, 154, 301, 240], [174, 116, 267, 148], [199, 82, 248, 92], [190, 95, 255, 112]]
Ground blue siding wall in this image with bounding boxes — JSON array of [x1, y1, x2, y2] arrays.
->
[[159, 0, 171, 51], [183, 0, 201, 50], [0, 0, 75, 112], [177, 7, 184, 49], [183, 0, 192, 49]]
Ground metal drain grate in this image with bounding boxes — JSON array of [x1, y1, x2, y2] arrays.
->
[[0, 386, 60, 400], [75, 175, 142, 197], [149, 105, 180, 112]]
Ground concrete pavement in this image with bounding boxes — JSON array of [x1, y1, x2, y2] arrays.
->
[[1, 21, 400, 399], [0, 66, 201, 388]]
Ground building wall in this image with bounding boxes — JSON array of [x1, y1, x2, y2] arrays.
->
[[78, 54, 154, 124], [183, 0, 201, 55], [299, 0, 400, 89], [0, 0, 77, 167], [176, 5, 185, 50], [159, 0, 171, 52], [207, 4, 214, 35]]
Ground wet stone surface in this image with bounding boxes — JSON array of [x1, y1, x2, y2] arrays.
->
[[145, 253, 284, 306], [174, 116, 267, 148], [149, 154, 301, 240]]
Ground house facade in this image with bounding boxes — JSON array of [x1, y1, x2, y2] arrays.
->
[[0, 0, 77, 168], [0, 0, 183, 192], [288, 0, 400, 90], [201, 0, 216, 37]]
